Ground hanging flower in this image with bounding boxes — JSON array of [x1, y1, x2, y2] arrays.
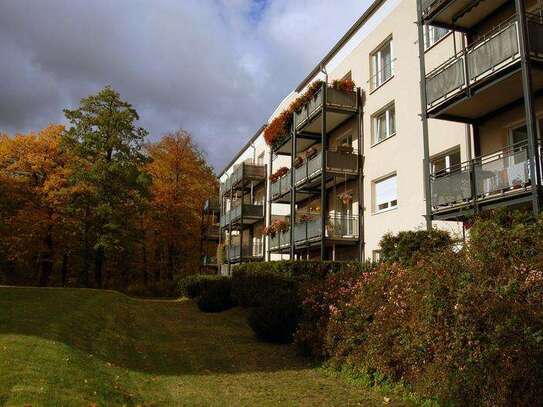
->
[[294, 156, 304, 168], [305, 147, 318, 159], [269, 166, 289, 183], [264, 226, 276, 237], [338, 191, 353, 205], [299, 213, 313, 223], [272, 219, 289, 233]]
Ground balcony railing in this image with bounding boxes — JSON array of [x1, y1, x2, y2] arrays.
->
[[227, 243, 264, 261], [294, 218, 323, 244], [271, 171, 291, 198], [220, 204, 264, 227], [203, 224, 220, 238], [430, 141, 536, 210], [220, 162, 266, 196], [201, 256, 218, 266], [426, 18, 528, 109], [327, 215, 360, 239], [294, 86, 357, 129], [269, 230, 291, 251], [294, 150, 359, 186]]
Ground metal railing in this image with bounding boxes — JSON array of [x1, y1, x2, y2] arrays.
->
[[294, 150, 359, 186], [269, 230, 291, 250], [294, 218, 323, 243], [425, 17, 530, 109], [327, 215, 359, 239], [220, 204, 264, 227], [294, 85, 357, 129], [430, 141, 535, 210], [271, 170, 291, 198], [220, 162, 266, 196], [227, 244, 264, 260]]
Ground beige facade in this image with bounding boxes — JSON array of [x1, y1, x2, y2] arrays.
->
[[218, 0, 543, 270]]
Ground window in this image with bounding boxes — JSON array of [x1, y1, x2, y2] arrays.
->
[[374, 174, 398, 213], [371, 38, 393, 90], [338, 132, 353, 148], [373, 104, 396, 144], [372, 250, 381, 262], [424, 25, 449, 49], [431, 148, 461, 176]]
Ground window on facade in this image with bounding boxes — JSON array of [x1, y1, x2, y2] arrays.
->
[[257, 152, 265, 166], [431, 148, 461, 176], [373, 104, 396, 144], [372, 250, 381, 262], [371, 38, 393, 90], [424, 25, 449, 49], [374, 174, 398, 212]]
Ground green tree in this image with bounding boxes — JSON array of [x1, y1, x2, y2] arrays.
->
[[62, 86, 150, 288]]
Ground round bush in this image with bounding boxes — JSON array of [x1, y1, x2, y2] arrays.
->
[[196, 278, 234, 313], [179, 274, 223, 298], [248, 293, 301, 343]]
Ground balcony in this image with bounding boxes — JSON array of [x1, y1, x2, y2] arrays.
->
[[226, 243, 264, 263], [294, 85, 358, 135], [220, 204, 264, 228], [271, 170, 291, 203], [269, 229, 291, 252], [201, 256, 218, 267], [293, 215, 359, 247], [421, 0, 509, 31], [293, 149, 360, 199], [426, 15, 543, 121], [202, 224, 220, 240], [221, 162, 266, 196], [203, 198, 220, 213], [430, 141, 538, 220]]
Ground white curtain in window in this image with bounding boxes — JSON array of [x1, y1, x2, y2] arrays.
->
[[375, 175, 397, 207]]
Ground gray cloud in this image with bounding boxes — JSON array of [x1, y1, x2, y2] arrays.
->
[[0, 0, 371, 170]]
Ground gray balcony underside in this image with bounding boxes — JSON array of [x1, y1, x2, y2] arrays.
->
[[423, 0, 509, 31]]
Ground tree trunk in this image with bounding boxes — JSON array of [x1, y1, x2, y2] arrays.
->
[[167, 243, 175, 281], [79, 209, 90, 287], [38, 227, 54, 287], [61, 252, 69, 286], [94, 246, 104, 288]]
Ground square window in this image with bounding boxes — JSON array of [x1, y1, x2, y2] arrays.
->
[[373, 104, 396, 144]]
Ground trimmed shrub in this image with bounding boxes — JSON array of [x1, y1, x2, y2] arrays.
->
[[196, 277, 234, 313], [379, 228, 452, 265], [231, 268, 296, 308], [178, 274, 225, 299], [248, 292, 301, 343]]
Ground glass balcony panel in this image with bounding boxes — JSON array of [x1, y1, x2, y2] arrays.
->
[[271, 180, 281, 197], [307, 152, 322, 178], [431, 170, 472, 208], [295, 162, 308, 184], [474, 146, 531, 197], [326, 150, 358, 173], [326, 87, 357, 109], [307, 218, 323, 240], [468, 22, 519, 81], [426, 57, 466, 106], [327, 215, 359, 238], [294, 222, 307, 243]]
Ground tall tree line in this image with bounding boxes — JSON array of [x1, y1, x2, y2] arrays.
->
[[0, 87, 217, 294]]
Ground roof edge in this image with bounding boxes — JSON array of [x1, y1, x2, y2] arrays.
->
[[295, 0, 387, 92], [218, 124, 267, 178]]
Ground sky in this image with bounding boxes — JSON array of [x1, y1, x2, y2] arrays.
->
[[0, 0, 372, 171]]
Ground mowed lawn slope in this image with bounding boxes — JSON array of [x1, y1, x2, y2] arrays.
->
[[0, 287, 409, 406]]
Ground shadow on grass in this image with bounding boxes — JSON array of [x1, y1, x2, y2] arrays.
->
[[0, 286, 315, 377]]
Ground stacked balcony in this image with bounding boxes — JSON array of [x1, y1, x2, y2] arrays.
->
[[424, 9, 543, 122], [269, 229, 291, 253], [270, 170, 291, 203], [220, 204, 264, 229], [220, 162, 266, 197], [430, 141, 539, 220], [292, 215, 360, 248], [226, 242, 264, 263]]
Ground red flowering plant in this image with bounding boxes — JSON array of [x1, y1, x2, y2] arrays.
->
[[294, 156, 304, 168], [338, 191, 353, 205], [305, 147, 318, 159], [269, 166, 288, 183], [272, 219, 289, 234], [263, 225, 276, 237], [331, 78, 356, 93], [299, 213, 313, 223]]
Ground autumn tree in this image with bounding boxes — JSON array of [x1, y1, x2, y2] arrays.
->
[[0, 125, 70, 286], [146, 131, 217, 283], [62, 86, 150, 288]]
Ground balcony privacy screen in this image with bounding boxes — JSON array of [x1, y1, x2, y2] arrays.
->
[[431, 170, 472, 207], [468, 23, 519, 80], [426, 58, 465, 105]]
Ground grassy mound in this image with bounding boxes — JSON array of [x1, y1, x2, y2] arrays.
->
[[0, 286, 409, 406]]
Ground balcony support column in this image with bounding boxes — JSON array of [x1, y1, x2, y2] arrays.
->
[[267, 152, 273, 261], [228, 179, 233, 275], [321, 83, 328, 260], [416, 0, 433, 230], [356, 88, 364, 262], [290, 119, 296, 259], [516, 0, 541, 216]]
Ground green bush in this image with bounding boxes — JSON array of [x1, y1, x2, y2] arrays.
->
[[379, 228, 452, 265], [196, 277, 234, 313], [248, 292, 301, 343], [298, 211, 543, 406], [178, 274, 225, 299]]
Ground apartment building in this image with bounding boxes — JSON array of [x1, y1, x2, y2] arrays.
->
[[217, 0, 542, 273], [418, 0, 543, 222], [200, 198, 220, 274]]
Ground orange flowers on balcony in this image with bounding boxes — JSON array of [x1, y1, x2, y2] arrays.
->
[[269, 166, 288, 183]]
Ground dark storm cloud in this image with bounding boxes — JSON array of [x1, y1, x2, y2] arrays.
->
[[0, 0, 370, 170]]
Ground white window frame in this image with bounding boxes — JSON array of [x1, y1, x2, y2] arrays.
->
[[370, 37, 394, 91], [373, 173, 398, 214], [372, 103, 396, 145], [431, 147, 461, 176]]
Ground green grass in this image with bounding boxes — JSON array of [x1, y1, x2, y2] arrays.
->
[[0, 287, 412, 406]]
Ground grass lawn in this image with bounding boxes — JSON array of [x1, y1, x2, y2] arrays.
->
[[0, 287, 412, 406]]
